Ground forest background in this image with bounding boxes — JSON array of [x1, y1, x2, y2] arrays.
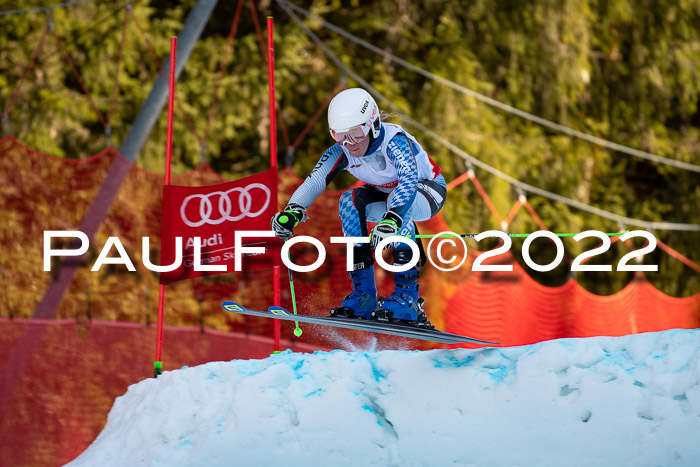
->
[[1, 0, 699, 299]]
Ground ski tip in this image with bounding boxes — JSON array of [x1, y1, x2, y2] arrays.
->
[[268, 306, 291, 316], [222, 301, 244, 312]]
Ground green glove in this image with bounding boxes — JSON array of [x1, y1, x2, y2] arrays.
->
[[271, 203, 306, 238]]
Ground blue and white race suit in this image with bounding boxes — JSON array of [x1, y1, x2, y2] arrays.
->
[[289, 122, 447, 256]]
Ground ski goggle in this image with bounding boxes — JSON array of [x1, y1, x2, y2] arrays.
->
[[329, 123, 370, 146]]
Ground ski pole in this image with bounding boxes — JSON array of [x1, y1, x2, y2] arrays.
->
[[283, 238, 303, 338], [410, 231, 628, 239]]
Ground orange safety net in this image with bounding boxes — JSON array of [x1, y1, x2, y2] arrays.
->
[[415, 214, 700, 347], [1, 135, 699, 349], [0, 135, 278, 335], [281, 167, 700, 346]]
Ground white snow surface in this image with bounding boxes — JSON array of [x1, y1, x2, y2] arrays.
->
[[69, 329, 700, 467]]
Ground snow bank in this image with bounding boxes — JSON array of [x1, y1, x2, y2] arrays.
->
[[68, 329, 700, 466]]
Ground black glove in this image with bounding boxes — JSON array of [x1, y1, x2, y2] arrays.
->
[[271, 203, 306, 239], [370, 210, 402, 249]]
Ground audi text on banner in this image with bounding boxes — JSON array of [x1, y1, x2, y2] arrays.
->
[[159, 169, 280, 284]]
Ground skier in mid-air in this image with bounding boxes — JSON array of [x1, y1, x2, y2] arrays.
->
[[271, 88, 446, 323]]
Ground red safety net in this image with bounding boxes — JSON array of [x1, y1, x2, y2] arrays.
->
[[1, 136, 700, 466], [2, 133, 699, 346], [0, 318, 321, 467], [0, 135, 277, 333]]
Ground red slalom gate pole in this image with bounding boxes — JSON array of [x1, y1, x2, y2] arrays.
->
[[155, 36, 177, 377], [267, 17, 281, 353]]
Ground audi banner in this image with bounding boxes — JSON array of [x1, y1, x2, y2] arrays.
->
[[159, 168, 281, 284]]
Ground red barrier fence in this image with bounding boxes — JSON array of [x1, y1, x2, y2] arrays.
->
[[2, 133, 699, 347], [0, 319, 322, 467]]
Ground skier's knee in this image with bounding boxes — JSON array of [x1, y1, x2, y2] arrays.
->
[[393, 248, 420, 269]]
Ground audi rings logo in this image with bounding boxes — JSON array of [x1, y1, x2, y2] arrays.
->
[[180, 183, 271, 227]]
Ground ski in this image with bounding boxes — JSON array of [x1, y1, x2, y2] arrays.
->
[[222, 301, 498, 345]]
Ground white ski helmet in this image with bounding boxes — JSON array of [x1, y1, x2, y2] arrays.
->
[[328, 88, 381, 144]]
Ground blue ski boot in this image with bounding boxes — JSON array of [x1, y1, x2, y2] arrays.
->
[[330, 265, 378, 319], [372, 249, 428, 324], [374, 267, 421, 321]]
